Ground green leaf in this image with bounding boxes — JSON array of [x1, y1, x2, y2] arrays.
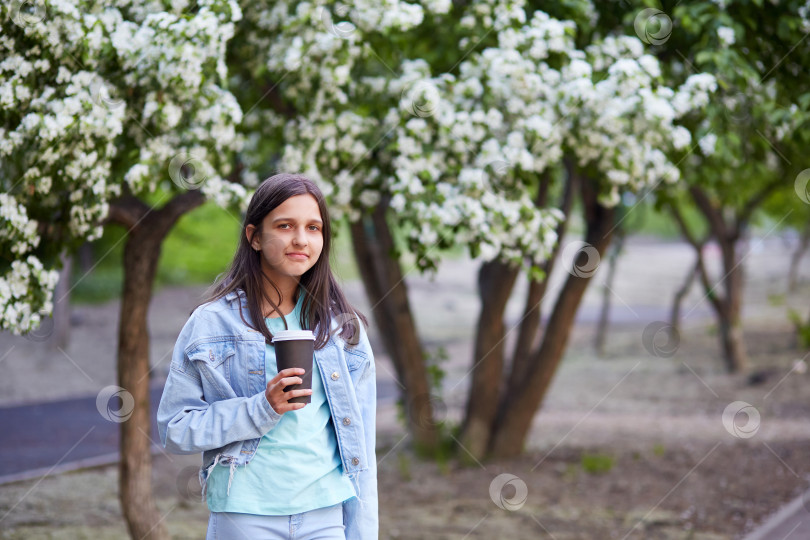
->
[[695, 50, 714, 65]]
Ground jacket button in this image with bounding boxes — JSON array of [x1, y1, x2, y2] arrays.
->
[[331, 371, 340, 380], [351, 457, 360, 466], [342, 417, 351, 426]]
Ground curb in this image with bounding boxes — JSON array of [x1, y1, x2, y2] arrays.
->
[[0, 445, 165, 487], [743, 488, 810, 540]]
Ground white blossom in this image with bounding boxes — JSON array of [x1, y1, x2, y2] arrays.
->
[[717, 26, 736, 47], [698, 133, 718, 156], [246, 1, 715, 272], [0, 0, 246, 333]]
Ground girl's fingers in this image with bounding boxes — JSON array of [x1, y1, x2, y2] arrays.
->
[[273, 387, 312, 401], [267, 369, 305, 386], [266, 384, 313, 413], [280, 376, 303, 387], [264, 368, 312, 413]]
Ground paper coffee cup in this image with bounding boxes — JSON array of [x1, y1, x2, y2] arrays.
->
[[272, 330, 315, 404]]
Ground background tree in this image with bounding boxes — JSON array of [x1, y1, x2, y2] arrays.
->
[[598, 0, 810, 373], [231, 0, 473, 453], [1, 1, 246, 538], [761, 182, 810, 347], [456, 21, 717, 459], [232, 0, 718, 460]]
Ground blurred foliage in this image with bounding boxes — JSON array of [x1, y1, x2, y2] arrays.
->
[[70, 198, 359, 304], [69, 1, 810, 311], [70, 201, 240, 304], [580, 0, 810, 239], [424, 346, 449, 390], [69, 193, 708, 305], [396, 452, 412, 482], [616, 194, 708, 239], [787, 309, 810, 349]]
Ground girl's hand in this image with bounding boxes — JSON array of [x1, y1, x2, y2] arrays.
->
[[265, 368, 313, 414]]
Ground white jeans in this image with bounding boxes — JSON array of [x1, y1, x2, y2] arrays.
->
[[206, 502, 345, 540]]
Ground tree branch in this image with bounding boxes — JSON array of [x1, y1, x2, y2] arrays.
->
[[737, 176, 782, 227], [688, 185, 728, 241], [153, 189, 206, 237], [104, 195, 150, 229], [668, 201, 723, 314], [668, 202, 702, 250]]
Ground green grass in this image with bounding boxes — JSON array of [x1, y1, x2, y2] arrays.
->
[[70, 265, 124, 304], [580, 452, 615, 475]]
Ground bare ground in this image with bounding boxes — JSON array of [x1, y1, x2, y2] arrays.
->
[[1, 236, 809, 539]]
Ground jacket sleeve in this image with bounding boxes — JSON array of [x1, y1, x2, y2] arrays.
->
[[156, 314, 282, 455], [343, 324, 378, 540]]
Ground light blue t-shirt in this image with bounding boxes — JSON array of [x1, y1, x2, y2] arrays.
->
[[206, 295, 356, 514]]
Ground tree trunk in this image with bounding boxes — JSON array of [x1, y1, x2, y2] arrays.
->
[[49, 251, 72, 349], [107, 190, 204, 540], [508, 279, 545, 389], [119, 228, 167, 540], [349, 201, 438, 454], [458, 260, 519, 459], [594, 229, 624, 356], [688, 186, 749, 373], [669, 258, 699, 334], [78, 241, 94, 274], [716, 238, 748, 373], [489, 178, 616, 459], [508, 166, 577, 397], [788, 221, 810, 292]]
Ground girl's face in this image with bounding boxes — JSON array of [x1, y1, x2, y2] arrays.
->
[[246, 194, 324, 286]]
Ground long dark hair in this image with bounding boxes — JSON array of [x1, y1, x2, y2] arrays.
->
[[197, 173, 366, 349]]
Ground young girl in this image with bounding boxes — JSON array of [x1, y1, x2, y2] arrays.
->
[[157, 173, 378, 539]]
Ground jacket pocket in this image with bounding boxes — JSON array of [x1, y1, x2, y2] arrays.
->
[[187, 342, 237, 400]]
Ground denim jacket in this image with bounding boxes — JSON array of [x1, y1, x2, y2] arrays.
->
[[156, 289, 378, 540]]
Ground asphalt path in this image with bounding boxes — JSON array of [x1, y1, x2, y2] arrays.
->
[[0, 386, 163, 485]]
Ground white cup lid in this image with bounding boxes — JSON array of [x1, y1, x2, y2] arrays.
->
[[272, 330, 315, 342]]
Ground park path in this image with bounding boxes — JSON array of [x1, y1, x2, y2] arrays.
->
[[0, 386, 163, 485]]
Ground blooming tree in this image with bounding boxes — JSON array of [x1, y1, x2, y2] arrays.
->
[[1, 1, 245, 537], [244, 0, 713, 286], [231, 0, 717, 457], [230, 0, 462, 451], [1, 0, 246, 333], [609, 0, 810, 373]]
